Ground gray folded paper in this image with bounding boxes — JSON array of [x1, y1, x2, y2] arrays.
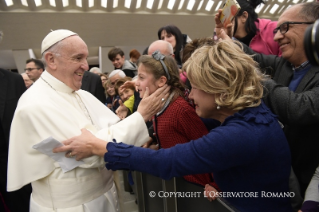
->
[[33, 136, 84, 173]]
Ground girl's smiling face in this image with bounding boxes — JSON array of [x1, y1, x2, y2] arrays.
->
[[135, 63, 162, 98]]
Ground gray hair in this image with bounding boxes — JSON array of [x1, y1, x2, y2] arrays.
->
[[89, 67, 102, 74], [41, 38, 65, 67], [109, 69, 126, 78]]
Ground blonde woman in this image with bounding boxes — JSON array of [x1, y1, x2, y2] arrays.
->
[[54, 40, 292, 211]]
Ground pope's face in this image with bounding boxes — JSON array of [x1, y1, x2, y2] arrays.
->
[[54, 36, 89, 91]]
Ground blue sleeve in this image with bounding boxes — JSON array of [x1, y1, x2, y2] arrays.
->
[[105, 122, 258, 180]]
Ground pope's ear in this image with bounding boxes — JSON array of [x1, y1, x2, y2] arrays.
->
[[44, 52, 57, 70]]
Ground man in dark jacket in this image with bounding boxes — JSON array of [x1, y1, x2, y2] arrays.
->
[[236, 2, 319, 198], [0, 68, 31, 212], [81, 70, 106, 103]]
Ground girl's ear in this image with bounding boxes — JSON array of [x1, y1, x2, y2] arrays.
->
[[157, 76, 167, 88]]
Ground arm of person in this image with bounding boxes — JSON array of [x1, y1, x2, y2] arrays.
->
[[300, 165, 319, 212], [263, 81, 319, 125], [104, 122, 259, 179], [54, 85, 171, 160]]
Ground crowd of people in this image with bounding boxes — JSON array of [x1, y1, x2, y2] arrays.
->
[[0, 1, 319, 212]]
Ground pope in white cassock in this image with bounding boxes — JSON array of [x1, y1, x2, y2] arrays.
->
[[6, 29, 151, 212]]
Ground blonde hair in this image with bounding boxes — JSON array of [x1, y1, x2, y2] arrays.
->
[[183, 40, 264, 111]]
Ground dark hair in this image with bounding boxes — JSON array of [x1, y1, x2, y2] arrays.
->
[[234, 0, 266, 36], [157, 25, 186, 66], [129, 49, 141, 60], [137, 55, 185, 95], [182, 37, 215, 63], [299, 2, 319, 22], [26, 58, 44, 70], [114, 77, 133, 96], [108, 47, 125, 61]]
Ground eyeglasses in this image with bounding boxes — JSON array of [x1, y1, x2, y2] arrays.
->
[[273, 21, 314, 35], [24, 68, 40, 72]]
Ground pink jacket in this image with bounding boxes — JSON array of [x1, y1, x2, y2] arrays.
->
[[250, 19, 281, 56]]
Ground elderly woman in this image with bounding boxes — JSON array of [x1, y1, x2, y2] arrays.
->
[[54, 40, 292, 211]]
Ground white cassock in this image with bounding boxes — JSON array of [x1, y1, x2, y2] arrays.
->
[[7, 71, 148, 212]]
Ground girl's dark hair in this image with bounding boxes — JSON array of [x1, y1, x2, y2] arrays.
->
[[234, 0, 266, 36], [157, 25, 186, 67]]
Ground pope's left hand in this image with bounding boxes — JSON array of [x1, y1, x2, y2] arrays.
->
[[53, 128, 108, 160]]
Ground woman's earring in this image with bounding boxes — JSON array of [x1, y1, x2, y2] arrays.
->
[[217, 105, 221, 110]]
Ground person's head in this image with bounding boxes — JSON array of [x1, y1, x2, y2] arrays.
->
[[114, 77, 134, 102], [21, 73, 33, 88], [89, 67, 102, 75], [136, 51, 184, 98], [157, 25, 184, 52], [148, 40, 174, 57], [274, 2, 319, 66], [105, 81, 116, 97], [100, 73, 108, 85], [183, 40, 264, 121], [25, 58, 44, 81], [108, 69, 126, 88], [108, 47, 125, 69], [233, 0, 264, 39], [129, 49, 141, 64], [41, 29, 89, 91], [182, 37, 215, 63]]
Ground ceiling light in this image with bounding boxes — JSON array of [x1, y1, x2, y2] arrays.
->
[[262, 4, 270, 13], [89, 0, 94, 7], [178, 0, 184, 10], [147, 0, 154, 9], [158, 0, 163, 9], [5, 0, 13, 6], [125, 0, 131, 8], [136, 0, 141, 8], [49, 0, 56, 7], [168, 0, 175, 9], [197, 0, 203, 10], [76, 0, 82, 7], [21, 0, 28, 6], [101, 0, 107, 8], [269, 4, 279, 14], [215, 1, 223, 11], [187, 0, 195, 10], [113, 0, 118, 8], [255, 4, 264, 13], [205, 0, 214, 11], [62, 0, 69, 7], [34, 0, 42, 6]]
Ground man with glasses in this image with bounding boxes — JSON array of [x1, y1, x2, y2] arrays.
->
[[25, 58, 44, 82], [216, 0, 319, 206]]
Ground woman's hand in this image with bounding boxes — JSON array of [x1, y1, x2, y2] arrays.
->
[[120, 80, 137, 92], [116, 100, 129, 120], [53, 128, 108, 160], [215, 9, 233, 41], [204, 184, 219, 201], [137, 85, 170, 122]]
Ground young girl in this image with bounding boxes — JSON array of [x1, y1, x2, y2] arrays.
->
[[135, 51, 219, 190]]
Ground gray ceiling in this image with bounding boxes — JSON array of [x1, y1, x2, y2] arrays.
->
[[0, 0, 307, 70]]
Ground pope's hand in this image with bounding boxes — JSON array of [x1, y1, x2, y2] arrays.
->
[[137, 85, 170, 122], [53, 128, 108, 160]]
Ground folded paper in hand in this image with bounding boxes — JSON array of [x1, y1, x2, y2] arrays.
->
[[32, 136, 84, 173]]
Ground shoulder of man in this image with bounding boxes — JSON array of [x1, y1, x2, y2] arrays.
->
[[122, 60, 136, 71]]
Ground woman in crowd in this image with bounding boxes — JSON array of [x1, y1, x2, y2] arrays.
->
[[232, 0, 281, 55], [54, 40, 292, 211], [104, 81, 116, 110], [157, 24, 190, 68]]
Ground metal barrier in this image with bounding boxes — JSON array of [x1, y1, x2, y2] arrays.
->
[[132, 172, 237, 212]]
